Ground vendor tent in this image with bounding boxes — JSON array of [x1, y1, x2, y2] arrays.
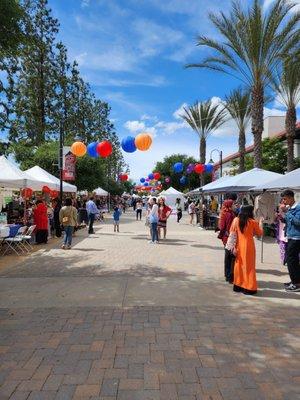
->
[[252, 167, 300, 191], [93, 187, 109, 196], [202, 168, 283, 193], [0, 156, 47, 190], [24, 166, 77, 193], [159, 186, 185, 207]]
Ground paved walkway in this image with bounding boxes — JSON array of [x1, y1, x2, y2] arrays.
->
[[0, 212, 299, 399]]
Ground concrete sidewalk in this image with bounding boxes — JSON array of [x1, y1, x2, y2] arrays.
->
[[0, 212, 299, 399]]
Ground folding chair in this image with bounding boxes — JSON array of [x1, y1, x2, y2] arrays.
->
[[20, 225, 36, 250], [2, 226, 28, 256]]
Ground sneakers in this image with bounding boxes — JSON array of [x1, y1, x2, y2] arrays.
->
[[148, 240, 154, 244], [61, 244, 65, 250], [285, 283, 300, 292], [284, 281, 292, 288], [154, 240, 159, 244]]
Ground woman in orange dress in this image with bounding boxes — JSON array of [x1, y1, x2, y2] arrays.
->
[[230, 205, 263, 295]]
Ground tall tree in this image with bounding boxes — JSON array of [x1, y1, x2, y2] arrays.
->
[[180, 100, 226, 185], [187, 0, 300, 168], [224, 88, 251, 173], [10, 0, 59, 156], [271, 54, 300, 172]]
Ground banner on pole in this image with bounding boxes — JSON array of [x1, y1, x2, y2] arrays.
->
[[63, 146, 76, 181]]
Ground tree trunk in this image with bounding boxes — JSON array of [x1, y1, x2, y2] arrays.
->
[[251, 83, 264, 168], [285, 106, 296, 172], [238, 126, 246, 173], [200, 136, 206, 186]]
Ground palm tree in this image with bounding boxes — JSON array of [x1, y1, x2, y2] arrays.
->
[[224, 88, 251, 173], [187, 0, 300, 168], [271, 54, 300, 172], [180, 100, 227, 185]]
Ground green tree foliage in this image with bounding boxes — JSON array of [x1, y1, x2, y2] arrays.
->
[[230, 138, 290, 174], [0, 0, 26, 57], [154, 154, 211, 191], [0, 0, 126, 188]]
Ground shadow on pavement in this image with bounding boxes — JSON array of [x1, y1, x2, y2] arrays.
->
[[256, 268, 287, 276], [258, 289, 300, 300], [191, 244, 223, 251]]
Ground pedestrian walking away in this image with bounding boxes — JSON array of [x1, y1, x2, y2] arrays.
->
[[279, 190, 300, 292], [59, 198, 78, 249], [230, 206, 263, 295], [136, 199, 143, 220], [175, 198, 182, 223], [113, 206, 122, 232], [218, 200, 235, 283], [86, 196, 99, 234]]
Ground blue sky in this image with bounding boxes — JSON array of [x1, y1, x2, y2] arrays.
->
[[42, 0, 300, 179]]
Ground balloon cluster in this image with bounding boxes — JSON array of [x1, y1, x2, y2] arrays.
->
[[172, 162, 214, 185], [135, 171, 162, 192], [119, 174, 128, 182], [121, 133, 152, 153], [71, 140, 113, 158]]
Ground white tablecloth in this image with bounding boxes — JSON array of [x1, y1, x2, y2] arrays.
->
[[0, 226, 10, 238]]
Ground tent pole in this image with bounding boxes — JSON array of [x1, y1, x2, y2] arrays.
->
[[59, 122, 64, 205], [261, 234, 264, 264]]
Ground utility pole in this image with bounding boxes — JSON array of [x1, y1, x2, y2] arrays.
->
[[59, 121, 64, 205]]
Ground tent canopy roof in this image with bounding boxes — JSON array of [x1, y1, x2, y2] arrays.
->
[[24, 166, 77, 192], [93, 187, 109, 196], [252, 167, 300, 191], [160, 186, 184, 195], [0, 156, 47, 190], [202, 168, 283, 193]]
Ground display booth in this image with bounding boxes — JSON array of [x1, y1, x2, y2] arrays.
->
[[93, 187, 110, 212], [24, 166, 77, 193]]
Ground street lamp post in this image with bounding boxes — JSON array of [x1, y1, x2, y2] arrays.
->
[[209, 149, 223, 179], [59, 121, 64, 205]]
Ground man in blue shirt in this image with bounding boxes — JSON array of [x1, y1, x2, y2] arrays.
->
[[86, 197, 99, 234], [280, 190, 300, 292]]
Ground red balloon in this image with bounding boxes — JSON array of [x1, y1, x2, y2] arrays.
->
[[153, 172, 161, 180], [22, 188, 33, 198], [50, 190, 59, 198], [42, 185, 51, 193], [194, 163, 205, 174], [96, 141, 112, 158], [119, 174, 128, 181]]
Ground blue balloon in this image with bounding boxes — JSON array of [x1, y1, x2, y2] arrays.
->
[[148, 173, 154, 180], [205, 164, 214, 173], [180, 176, 187, 185], [144, 182, 149, 186], [140, 177, 145, 183], [87, 142, 98, 158], [121, 136, 137, 153], [173, 162, 183, 173]]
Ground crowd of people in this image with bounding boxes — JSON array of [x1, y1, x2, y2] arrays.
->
[[217, 190, 300, 294], [20, 187, 300, 294]]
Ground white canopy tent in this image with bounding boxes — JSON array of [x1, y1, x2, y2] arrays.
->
[[93, 187, 109, 196], [251, 167, 300, 191], [201, 168, 283, 193], [24, 166, 77, 193], [0, 156, 48, 190], [159, 186, 185, 208], [189, 176, 232, 195]]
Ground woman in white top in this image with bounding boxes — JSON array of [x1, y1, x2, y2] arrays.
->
[[148, 197, 159, 244], [188, 201, 195, 225]]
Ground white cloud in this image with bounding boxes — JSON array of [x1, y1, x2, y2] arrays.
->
[[124, 120, 146, 133], [155, 121, 187, 135], [81, 0, 90, 8], [141, 114, 159, 122], [173, 103, 188, 120]]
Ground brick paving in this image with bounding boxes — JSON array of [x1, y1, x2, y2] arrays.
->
[[0, 306, 299, 400], [0, 212, 299, 399]]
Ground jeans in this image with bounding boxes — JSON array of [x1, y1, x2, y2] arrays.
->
[[88, 213, 95, 234], [136, 209, 142, 220], [286, 239, 300, 284], [151, 222, 158, 242], [63, 226, 74, 246]]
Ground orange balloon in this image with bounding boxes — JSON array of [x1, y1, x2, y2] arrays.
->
[[71, 141, 87, 157], [135, 133, 152, 151]]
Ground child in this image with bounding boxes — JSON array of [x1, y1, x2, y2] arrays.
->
[[113, 206, 121, 232]]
